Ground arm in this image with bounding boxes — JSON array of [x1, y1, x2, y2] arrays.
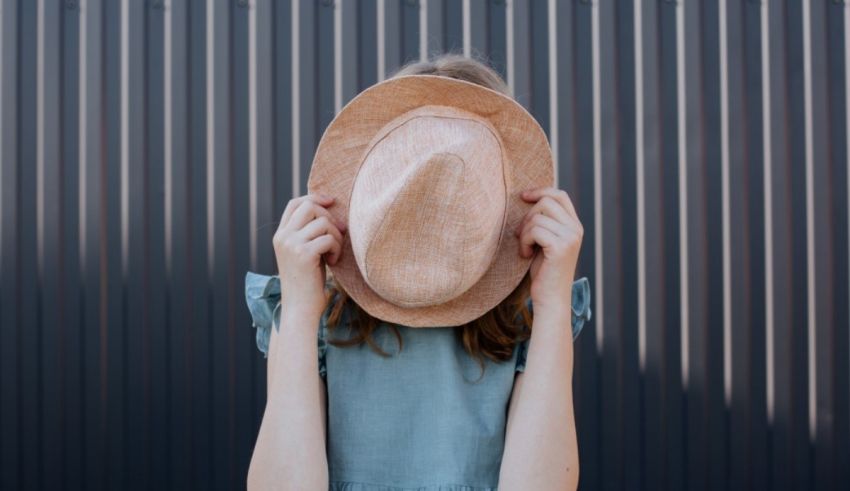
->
[[500, 185, 583, 490], [498, 303, 579, 490], [247, 306, 329, 490]]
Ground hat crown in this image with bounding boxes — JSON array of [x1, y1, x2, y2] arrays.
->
[[348, 105, 507, 309]]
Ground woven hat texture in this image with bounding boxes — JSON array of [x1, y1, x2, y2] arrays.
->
[[307, 74, 554, 327]]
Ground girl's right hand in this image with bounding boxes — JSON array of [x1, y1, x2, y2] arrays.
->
[[272, 193, 347, 323]]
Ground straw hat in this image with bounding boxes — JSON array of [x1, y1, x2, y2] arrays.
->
[[306, 74, 555, 328]]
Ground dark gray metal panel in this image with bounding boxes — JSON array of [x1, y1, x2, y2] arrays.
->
[[358, 0, 378, 89], [726, 1, 757, 490], [187, 0, 213, 488], [597, 0, 630, 489], [316, 0, 335, 154], [487, 0, 506, 83], [766, 3, 793, 490], [784, 1, 815, 489], [383, 0, 400, 76], [297, 0, 317, 192], [146, 1, 169, 486], [528, 0, 548, 135], [741, 1, 770, 488], [382, 0, 420, 77], [80, 2, 107, 489], [825, 3, 850, 489], [658, 4, 686, 489], [166, 1, 193, 489], [0, 0, 19, 489], [812, 2, 843, 490], [570, 2, 600, 489], [687, 3, 729, 490], [340, 0, 359, 104], [102, 0, 126, 487], [125, 0, 147, 486], [467, 0, 487, 59], [231, 1, 255, 487], [442, 0, 463, 54], [61, 1, 84, 489], [40, 0, 63, 489], [16, 1, 40, 489], [638, 0, 666, 488], [682, 0, 709, 486], [509, 0, 530, 109], [209, 0, 233, 489]]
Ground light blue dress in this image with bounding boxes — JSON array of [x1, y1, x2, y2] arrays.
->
[[245, 271, 592, 490]]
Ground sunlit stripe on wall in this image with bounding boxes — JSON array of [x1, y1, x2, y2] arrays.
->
[[377, 0, 385, 82], [592, 0, 603, 354], [676, 0, 689, 389], [334, 0, 342, 114], [761, 0, 775, 424], [122, 0, 131, 279], [719, 0, 732, 408], [548, 0, 558, 185], [37, 0, 44, 281], [462, 0, 470, 57], [846, 0, 850, 367], [634, 0, 646, 372], [292, 0, 301, 196], [0, 0, 3, 269], [206, 0, 216, 276], [249, 0, 258, 267], [505, 0, 514, 98], [802, 0, 817, 443], [164, 0, 174, 275], [420, 0, 428, 61]]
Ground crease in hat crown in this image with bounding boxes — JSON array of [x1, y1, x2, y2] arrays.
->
[[348, 104, 508, 309]]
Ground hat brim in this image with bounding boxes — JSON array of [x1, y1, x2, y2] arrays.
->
[[307, 74, 554, 327]]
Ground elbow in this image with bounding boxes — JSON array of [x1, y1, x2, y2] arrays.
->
[[566, 453, 580, 491], [246, 451, 266, 491], [567, 466, 579, 491], [246, 447, 281, 491], [246, 446, 329, 491]]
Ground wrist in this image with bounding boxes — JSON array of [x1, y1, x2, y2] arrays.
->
[[530, 304, 573, 332], [279, 304, 324, 333]]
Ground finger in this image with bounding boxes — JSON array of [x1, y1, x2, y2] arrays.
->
[[517, 213, 565, 256], [519, 224, 560, 258], [515, 196, 571, 237], [306, 234, 343, 265], [521, 186, 579, 221], [287, 198, 344, 235], [279, 193, 336, 231], [297, 215, 345, 247]]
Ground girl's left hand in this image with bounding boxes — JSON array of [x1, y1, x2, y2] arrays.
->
[[514, 186, 584, 315]]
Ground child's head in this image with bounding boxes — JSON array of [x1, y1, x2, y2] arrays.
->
[[322, 53, 533, 380], [390, 53, 511, 97]]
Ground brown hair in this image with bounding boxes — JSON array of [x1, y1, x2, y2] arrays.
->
[[321, 53, 533, 381]]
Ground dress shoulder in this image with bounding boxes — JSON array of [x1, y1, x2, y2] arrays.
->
[[244, 271, 329, 379], [515, 276, 593, 373]]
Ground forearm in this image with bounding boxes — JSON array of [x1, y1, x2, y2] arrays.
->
[[498, 305, 579, 490], [247, 308, 329, 490]]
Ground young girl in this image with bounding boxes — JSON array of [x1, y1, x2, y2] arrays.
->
[[245, 54, 591, 491]]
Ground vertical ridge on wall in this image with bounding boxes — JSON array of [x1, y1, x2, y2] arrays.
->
[[0, 1, 847, 490]]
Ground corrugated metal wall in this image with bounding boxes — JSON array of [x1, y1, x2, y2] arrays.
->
[[0, 0, 847, 490]]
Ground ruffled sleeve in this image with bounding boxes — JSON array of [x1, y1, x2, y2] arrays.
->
[[244, 271, 328, 379], [515, 276, 593, 373]]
